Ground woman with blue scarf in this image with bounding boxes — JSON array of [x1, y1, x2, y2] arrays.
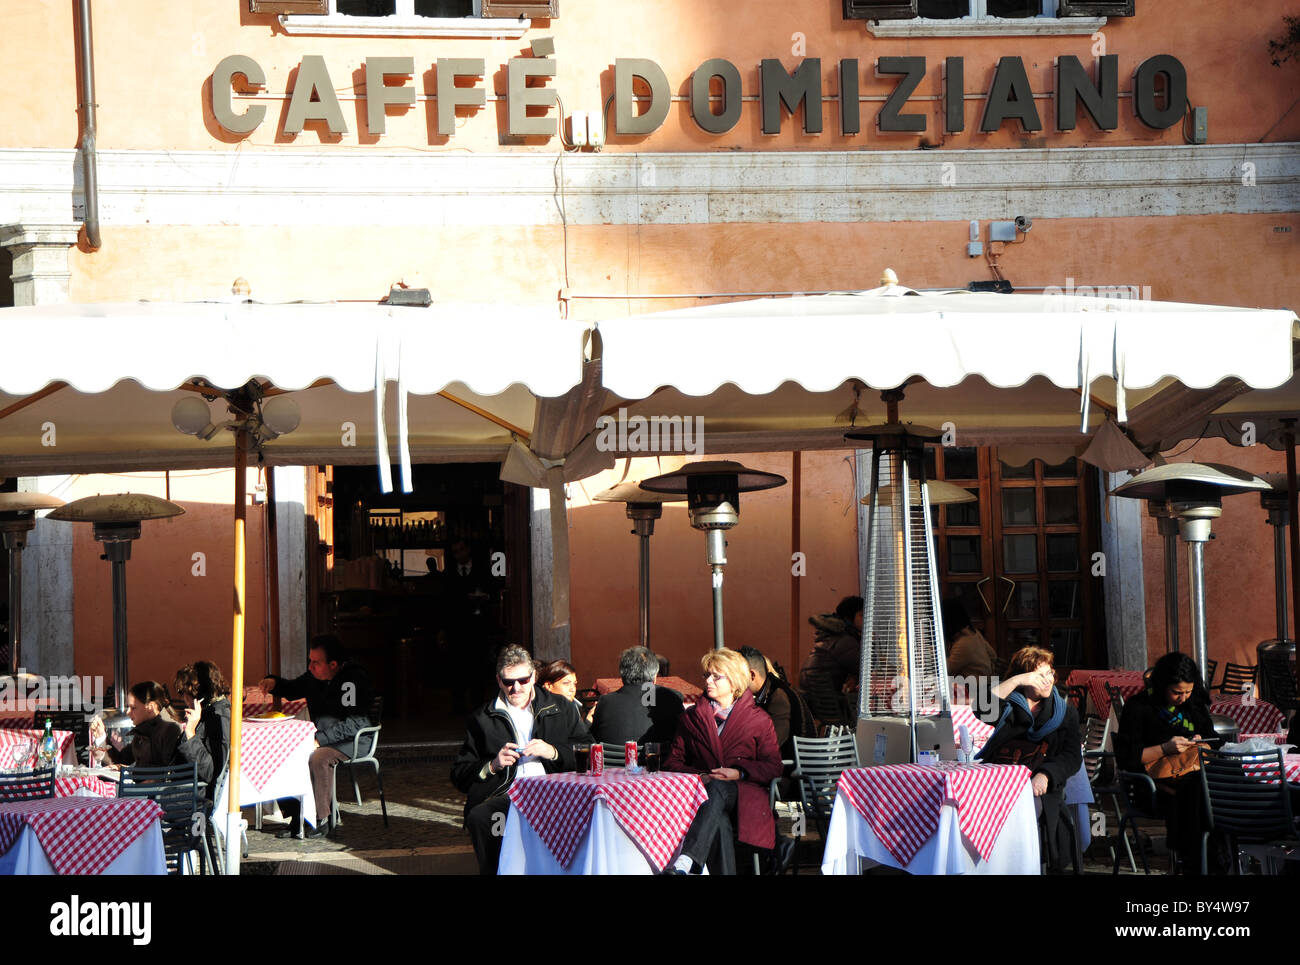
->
[[1115, 652, 1216, 874], [977, 646, 1082, 872]]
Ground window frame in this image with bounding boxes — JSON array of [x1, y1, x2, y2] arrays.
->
[[280, 0, 533, 38], [859, 0, 1111, 35]]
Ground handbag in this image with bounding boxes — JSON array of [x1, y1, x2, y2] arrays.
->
[[1144, 743, 1200, 781]]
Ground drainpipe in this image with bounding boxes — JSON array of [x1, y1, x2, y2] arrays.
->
[[74, 0, 101, 250]]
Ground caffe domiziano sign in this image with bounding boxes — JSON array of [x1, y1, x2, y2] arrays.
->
[[210, 52, 1189, 139]]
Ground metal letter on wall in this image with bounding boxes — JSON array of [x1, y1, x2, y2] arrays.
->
[[283, 55, 348, 135], [614, 59, 670, 136], [760, 58, 823, 135], [876, 56, 927, 133], [212, 55, 267, 135], [436, 59, 487, 136], [840, 59, 860, 135], [365, 57, 415, 136], [980, 56, 1043, 133], [1133, 55, 1187, 130], [943, 57, 965, 133], [507, 57, 558, 137], [1056, 55, 1118, 131], [689, 59, 743, 135]]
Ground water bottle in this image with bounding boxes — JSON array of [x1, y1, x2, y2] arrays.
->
[[38, 718, 59, 775]]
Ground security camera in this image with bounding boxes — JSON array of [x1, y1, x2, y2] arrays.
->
[[1014, 215, 1032, 233]]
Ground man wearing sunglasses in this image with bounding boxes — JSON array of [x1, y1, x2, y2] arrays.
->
[[451, 644, 590, 874]]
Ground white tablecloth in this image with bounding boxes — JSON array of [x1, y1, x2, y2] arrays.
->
[[212, 722, 317, 836], [821, 781, 1040, 875], [0, 820, 166, 875], [499, 800, 688, 875]]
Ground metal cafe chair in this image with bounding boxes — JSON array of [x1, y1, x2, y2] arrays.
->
[[1199, 747, 1300, 874], [798, 669, 854, 734], [1258, 651, 1298, 718], [1214, 662, 1257, 697], [119, 761, 211, 875], [331, 696, 388, 829], [0, 767, 56, 802], [791, 731, 860, 847], [1103, 682, 1129, 716], [598, 742, 627, 767], [1081, 715, 1138, 872]]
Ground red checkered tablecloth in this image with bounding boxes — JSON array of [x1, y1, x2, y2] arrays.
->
[[837, 762, 1030, 867], [507, 768, 708, 872], [1073, 670, 1144, 720], [55, 773, 118, 799], [1239, 733, 1292, 746], [240, 718, 317, 792], [1209, 694, 1285, 735], [950, 704, 995, 749], [242, 687, 308, 721], [0, 797, 161, 875], [0, 729, 75, 768]]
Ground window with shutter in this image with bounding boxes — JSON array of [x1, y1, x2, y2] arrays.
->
[[249, 0, 327, 13], [844, 0, 918, 19], [1058, 0, 1133, 15], [482, 0, 557, 17]]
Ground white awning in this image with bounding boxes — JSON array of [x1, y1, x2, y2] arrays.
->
[[0, 300, 587, 476]]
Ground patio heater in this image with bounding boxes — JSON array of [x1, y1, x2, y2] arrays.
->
[[640, 461, 787, 650], [1113, 463, 1270, 690], [592, 482, 684, 650], [48, 494, 185, 712], [0, 492, 65, 674], [1146, 500, 1183, 652], [1255, 475, 1296, 704], [848, 423, 960, 765]]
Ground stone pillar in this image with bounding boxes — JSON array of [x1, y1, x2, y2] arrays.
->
[[530, 486, 570, 663], [275, 466, 308, 676], [0, 224, 80, 307], [3, 224, 80, 677], [1100, 470, 1148, 670]]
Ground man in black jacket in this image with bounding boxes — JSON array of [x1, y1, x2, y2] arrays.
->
[[261, 635, 374, 838], [451, 644, 589, 874], [590, 646, 684, 746]]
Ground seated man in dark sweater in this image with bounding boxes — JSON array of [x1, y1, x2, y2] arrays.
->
[[260, 635, 374, 838], [591, 646, 684, 746], [740, 646, 813, 763]]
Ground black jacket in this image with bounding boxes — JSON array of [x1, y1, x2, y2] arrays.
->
[[799, 614, 861, 691], [590, 683, 684, 746], [176, 696, 231, 799], [451, 688, 590, 818], [979, 691, 1082, 793], [753, 673, 814, 760], [108, 714, 183, 769], [268, 662, 375, 757], [1115, 690, 1216, 774]]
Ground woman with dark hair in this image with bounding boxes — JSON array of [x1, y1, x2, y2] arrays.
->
[[537, 659, 593, 722], [799, 595, 864, 692], [173, 661, 232, 799], [90, 681, 183, 769], [1115, 652, 1216, 874], [977, 645, 1081, 872]]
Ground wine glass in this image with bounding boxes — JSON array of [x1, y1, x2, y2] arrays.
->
[[10, 739, 34, 771]]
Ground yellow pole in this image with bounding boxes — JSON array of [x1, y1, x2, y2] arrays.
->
[[226, 429, 248, 874]]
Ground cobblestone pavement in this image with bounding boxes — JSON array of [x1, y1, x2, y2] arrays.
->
[[241, 758, 473, 872]]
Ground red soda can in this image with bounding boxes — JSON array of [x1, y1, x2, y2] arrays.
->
[[590, 742, 604, 776], [624, 741, 638, 769]]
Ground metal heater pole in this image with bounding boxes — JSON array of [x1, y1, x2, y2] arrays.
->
[[226, 431, 249, 875], [110, 554, 129, 711], [638, 530, 651, 648], [1187, 541, 1210, 688], [708, 529, 726, 651], [1274, 521, 1289, 642], [1161, 520, 1181, 652]]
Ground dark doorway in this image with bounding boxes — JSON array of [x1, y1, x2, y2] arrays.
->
[[320, 463, 532, 740]]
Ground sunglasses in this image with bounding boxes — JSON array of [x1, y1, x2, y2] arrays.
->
[[499, 675, 532, 689]]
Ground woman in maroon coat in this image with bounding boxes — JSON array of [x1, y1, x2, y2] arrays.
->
[[665, 648, 783, 874]]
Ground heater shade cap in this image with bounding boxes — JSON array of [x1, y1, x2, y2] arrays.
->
[[47, 493, 185, 523], [640, 460, 787, 494], [592, 482, 686, 505], [0, 492, 65, 514], [844, 423, 944, 444], [1111, 462, 1271, 501], [860, 479, 977, 506]]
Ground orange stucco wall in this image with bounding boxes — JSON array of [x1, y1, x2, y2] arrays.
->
[[1141, 438, 1291, 671], [5, 1, 1297, 152], [63, 472, 272, 693]]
